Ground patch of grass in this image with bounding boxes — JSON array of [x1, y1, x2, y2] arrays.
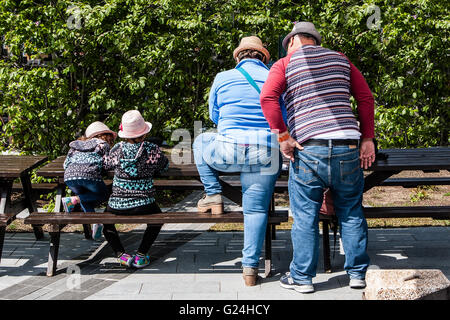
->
[[410, 186, 432, 203], [208, 217, 450, 232]]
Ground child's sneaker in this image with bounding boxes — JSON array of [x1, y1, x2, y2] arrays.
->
[[132, 254, 151, 269], [61, 196, 78, 213], [91, 223, 103, 241], [118, 253, 133, 267]]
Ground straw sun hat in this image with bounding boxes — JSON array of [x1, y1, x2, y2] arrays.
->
[[118, 110, 152, 139], [233, 36, 270, 63], [85, 121, 117, 139]]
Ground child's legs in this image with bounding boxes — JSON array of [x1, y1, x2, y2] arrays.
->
[[102, 223, 125, 256], [66, 179, 108, 212], [105, 202, 163, 256], [137, 224, 163, 255]]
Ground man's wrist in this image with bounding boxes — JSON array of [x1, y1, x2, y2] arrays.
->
[[277, 131, 290, 142]]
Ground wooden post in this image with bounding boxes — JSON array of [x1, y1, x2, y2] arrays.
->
[[47, 225, 60, 277], [270, 194, 276, 240], [322, 220, 331, 273], [264, 223, 272, 278], [82, 224, 92, 240], [0, 226, 5, 263], [20, 173, 44, 239], [53, 183, 65, 213]]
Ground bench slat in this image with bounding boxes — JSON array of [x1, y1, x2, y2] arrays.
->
[[363, 206, 450, 219], [24, 210, 289, 225]]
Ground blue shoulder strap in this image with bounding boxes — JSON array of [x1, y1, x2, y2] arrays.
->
[[236, 67, 261, 94]]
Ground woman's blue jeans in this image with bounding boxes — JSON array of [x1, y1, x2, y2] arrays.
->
[[288, 144, 370, 284], [65, 179, 109, 212], [193, 133, 281, 268]]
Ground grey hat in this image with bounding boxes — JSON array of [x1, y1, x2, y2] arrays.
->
[[282, 21, 322, 50]]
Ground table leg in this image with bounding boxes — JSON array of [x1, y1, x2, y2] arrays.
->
[[264, 223, 272, 278], [0, 180, 13, 214], [54, 183, 66, 213], [364, 171, 399, 192], [0, 187, 8, 214], [82, 224, 92, 240], [269, 194, 276, 240], [322, 220, 331, 273], [47, 225, 60, 277], [218, 178, 243, 206], [0, 226, 5, 263], [20, 174, 44, 240]]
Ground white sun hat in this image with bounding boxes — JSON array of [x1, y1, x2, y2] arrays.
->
[[85, 121, 117, 139], [118, 110, 152, 139]]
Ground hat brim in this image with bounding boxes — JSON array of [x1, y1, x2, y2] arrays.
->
[[233, 45, 270, 63], [118, 122, 152, 139], [87, 130, 118, 140], [282, 30, 321, 50]]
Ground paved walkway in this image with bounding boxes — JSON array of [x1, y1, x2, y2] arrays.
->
[[1, 192, 449, 300]]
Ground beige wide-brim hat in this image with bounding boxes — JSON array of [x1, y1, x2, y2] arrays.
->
[[118, 110, 152, 139], [233, 36, 270, 63], [85, 121, 117, 139]]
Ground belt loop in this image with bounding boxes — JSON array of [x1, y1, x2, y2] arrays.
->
[[328, 139, 332, 148]]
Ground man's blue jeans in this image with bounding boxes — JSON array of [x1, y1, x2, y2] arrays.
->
[[65, 179, 109, 212], [193, 133, 281, 268], [289, 144, 370, 284]]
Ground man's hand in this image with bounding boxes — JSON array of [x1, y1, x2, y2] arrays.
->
[[278, 132, 303, 161], [359, 138, 376, 169]]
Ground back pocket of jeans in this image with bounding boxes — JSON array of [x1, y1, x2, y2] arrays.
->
[[340, 157, 361, 185], [294, 158, 319, 184]]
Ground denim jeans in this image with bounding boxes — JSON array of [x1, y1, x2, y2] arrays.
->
[[193, 133, 281, 267], [288, 144, 370, 284], [65, 179, 109, 212]]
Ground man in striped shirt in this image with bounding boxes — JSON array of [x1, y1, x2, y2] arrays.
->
[[260, 22, 375, 293]]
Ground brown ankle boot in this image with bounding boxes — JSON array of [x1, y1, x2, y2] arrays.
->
[[197, 193, 224, 215], [242, 267, 259, 286]]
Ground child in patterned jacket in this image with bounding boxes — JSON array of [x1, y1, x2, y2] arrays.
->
[[62, 121, 117, 240], [103, 110, 169, 269]]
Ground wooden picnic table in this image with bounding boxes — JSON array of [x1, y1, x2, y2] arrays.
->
[[28, 154, 289, 277], [0, 154, 48, 262], [26, 146, 450, 276]]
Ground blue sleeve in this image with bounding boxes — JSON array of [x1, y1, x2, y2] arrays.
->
[[279, 95, 288, 125], [209, 77, 220, 125]]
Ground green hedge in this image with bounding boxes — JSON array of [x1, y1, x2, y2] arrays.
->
[[0, 0, 448, 158]]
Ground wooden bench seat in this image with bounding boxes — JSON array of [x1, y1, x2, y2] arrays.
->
[[363, 206, 450, 219], [24, 210, 289, 277], [12, 182, 58, 192]]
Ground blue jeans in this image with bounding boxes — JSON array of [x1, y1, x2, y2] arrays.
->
[[65, 179, 109, 212], [193, 133, 281, 267], [288, 144, 370, 284]]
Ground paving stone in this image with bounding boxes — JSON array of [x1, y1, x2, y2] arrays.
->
[[93, 281, 142, 295], [140, 280, 220, 294]]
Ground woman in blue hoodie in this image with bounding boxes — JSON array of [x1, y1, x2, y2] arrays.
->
[[62, 121, 116, 240]]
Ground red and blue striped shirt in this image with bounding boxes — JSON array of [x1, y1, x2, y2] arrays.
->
[[260, 45, 374, 143]]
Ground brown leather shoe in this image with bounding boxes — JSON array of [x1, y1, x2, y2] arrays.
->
[[242, 267, 259, 286]]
